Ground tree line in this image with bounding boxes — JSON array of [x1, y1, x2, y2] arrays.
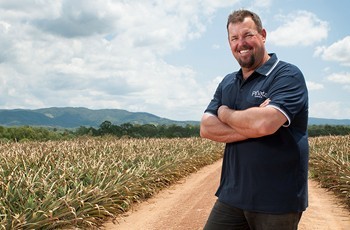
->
[[0, 122, 350, 142], [75, 121, 199, 138], [308, 124, 350, 137], [0, 121, 200, 142]]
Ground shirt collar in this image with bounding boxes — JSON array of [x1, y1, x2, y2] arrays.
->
[[236, 53, 279, 80], [255, 53, 279, 77]]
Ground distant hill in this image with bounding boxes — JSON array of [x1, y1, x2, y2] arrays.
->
[[308, 117, 350, 126], [0, 107, 349, 128], [0, 107, 199, 128]]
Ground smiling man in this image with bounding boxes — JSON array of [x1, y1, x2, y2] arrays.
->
[[201, 9, 309, 230]]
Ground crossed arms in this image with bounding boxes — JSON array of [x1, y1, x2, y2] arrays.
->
[[200, 100, 287, 143]]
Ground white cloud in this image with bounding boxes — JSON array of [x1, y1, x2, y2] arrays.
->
[[269, 11, 329, 46], [326, 72, 350, 92], [310, 101, 350, 119], [314, 36, 350, 66], [251, 0, 272, 8], [306, 81, 324, 90], [327, 72, 350, 84], [0, 0, 242, 120], [212, 44, 221, 49], [309, 74, 350, 119]]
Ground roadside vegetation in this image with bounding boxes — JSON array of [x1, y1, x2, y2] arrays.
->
[[309, 135, 350, 209], [0, 137, 223, 229], [0, 123, 349, 229]]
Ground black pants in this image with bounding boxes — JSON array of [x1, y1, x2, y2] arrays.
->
[[204, 200, 302, 230]]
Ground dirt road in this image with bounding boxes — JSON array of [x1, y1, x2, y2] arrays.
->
[[103, 160, 350, 230]]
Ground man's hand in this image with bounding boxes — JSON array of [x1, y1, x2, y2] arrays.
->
[[200, 113, 249, 143], [260, 98, 271, 107], [217, 105, 231, 124]]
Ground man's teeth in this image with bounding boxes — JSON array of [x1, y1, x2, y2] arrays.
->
[[239, 50, 249, 54]]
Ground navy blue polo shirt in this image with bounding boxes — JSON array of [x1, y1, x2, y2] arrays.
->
[[205, 53, 309, 213]]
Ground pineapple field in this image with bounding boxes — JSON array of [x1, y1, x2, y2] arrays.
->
[[0, 135, 349, 229], [0, 137, 223, 229], [308, 135, 350, 208]]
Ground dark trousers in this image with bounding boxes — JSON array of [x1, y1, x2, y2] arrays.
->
[[204, 200, 302, 230]]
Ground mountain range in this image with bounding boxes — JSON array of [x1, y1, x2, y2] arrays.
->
[[0, 107, 198, 128], [0, 107, 349, 128]]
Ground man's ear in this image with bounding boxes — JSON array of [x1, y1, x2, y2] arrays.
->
[[261, 28, 267, 42]]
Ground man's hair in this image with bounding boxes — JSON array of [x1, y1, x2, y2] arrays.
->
[[226, 9, 263, 33]]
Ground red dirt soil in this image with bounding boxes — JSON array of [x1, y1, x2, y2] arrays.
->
[[103, 160, 350, 230]]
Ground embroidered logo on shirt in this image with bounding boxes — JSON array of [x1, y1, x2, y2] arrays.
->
[[251, 90, 267, 98]]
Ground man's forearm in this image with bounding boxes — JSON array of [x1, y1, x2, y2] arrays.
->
[[218, 107, 264, 138], [218, 105, 287, 138], [200, 113, 248, 143]]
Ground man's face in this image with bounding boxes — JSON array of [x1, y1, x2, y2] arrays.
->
[[228, 17, 266, 70]]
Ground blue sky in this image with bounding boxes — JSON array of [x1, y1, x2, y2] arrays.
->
[[0, 0, 349, 121]]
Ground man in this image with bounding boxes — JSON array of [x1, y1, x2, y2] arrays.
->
[[201, 9, 309, 230]]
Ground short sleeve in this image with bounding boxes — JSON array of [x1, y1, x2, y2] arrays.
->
[[266, 64, 308, 127], [204, 81, 223, 116]]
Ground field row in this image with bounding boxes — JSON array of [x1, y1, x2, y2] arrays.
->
[[1, 135, 349, 229], [309, 135, 350, 209], [0, 137, 223, 229]]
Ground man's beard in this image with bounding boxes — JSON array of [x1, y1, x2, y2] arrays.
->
[[238, 55, 255, 68]]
